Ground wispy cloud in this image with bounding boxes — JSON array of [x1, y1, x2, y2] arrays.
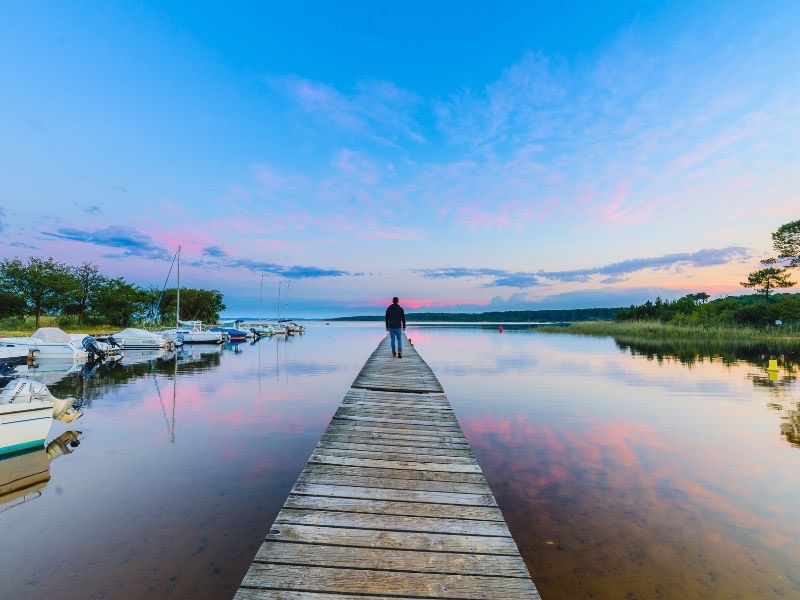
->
[[0, 207, 5, 233], [202, 245, 227, 258], [194, 254, 356, 279], [9, 241, 39, 249], [73, 202, 101, 215], [540, 247, 752, 283], [271, 76, 424, 145], [435, 51, 566, 151], [41, 225, 173, 260], [417, 247, 752, 288]]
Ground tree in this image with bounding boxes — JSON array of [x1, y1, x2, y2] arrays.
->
[[740, 267, 795, 304], [772, 219, 800, 267], [690, 292, 710, 305], [0, 257, 79, 327], [0, 291, 26, 319], [92, 277, 148, 326], [158, 288, 226, 324], [70, 262, 105, 324]]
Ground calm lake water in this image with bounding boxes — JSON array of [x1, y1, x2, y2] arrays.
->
[[1, 323, 798, 599]]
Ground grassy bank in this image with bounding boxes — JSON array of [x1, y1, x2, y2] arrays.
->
[[0, 315, 124, 338], [538, 320, 800, 343]]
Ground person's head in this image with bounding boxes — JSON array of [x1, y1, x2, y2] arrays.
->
[[392, 296, 399, 304]]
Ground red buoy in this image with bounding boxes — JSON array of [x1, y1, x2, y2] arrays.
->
[[498, 325, 503, 333]]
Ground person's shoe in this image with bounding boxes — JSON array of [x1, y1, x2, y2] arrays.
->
[[397, 352, 402, 358], [392, 351, 396, 357]]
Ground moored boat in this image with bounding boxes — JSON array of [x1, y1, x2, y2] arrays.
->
[[0, 378, 82, 456], [104, 327, 169, 350], [0, 328, 88, 361]]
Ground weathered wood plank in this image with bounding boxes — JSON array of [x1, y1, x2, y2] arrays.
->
[[282, 494, 505, 521], [252, 542, 532, 578], [274, 508, 512, 537], [241, 564, 537, 599], [308, 454, 483, 473], [320, 433, 470, 450], [264, 524, 521, 555], [317, 440, 474, 458], [302, 463, 488, 484], [312, 448, 478, 465], [235, 589, 417, 600], [296, 471, 491, 495], [324, 423, 468, 442], [292, 482, 497, 506]]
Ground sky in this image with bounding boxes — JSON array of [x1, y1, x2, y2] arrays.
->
[[1, 1, 799, 317]]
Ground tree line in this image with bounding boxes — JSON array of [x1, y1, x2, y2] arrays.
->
[[617, 219, 800, 326], [333, 307, 620, 322], [0, 256, 225, 328]]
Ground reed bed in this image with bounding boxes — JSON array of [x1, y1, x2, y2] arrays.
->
[[538, 320, 800, 343]]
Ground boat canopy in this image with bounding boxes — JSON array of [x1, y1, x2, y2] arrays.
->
[[31, 328, 71, 343], [118, 328, 159, 337]]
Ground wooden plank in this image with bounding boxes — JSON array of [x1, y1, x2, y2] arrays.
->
[[292, 482, 497, 506], [317, 440, 474, 457], [324, 423, 468, 441], [237, 334, 539, 599], [320, 433, 470, 450], [308, 454, 483, 474], [296, 471, 491, 495], [252, 542, 532, 578], [312, 448, 478, 465], [302, 463, 488, 484], [240, 564, 537, 599], [329, 417, 462, 431], [274, 509, 512, 537], [282, 494, 505, 521], [236, 589, 417, 600], [264, 524, 521, 554]]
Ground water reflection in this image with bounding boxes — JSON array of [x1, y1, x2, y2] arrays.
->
[[0, 431, 82, 512], [613, 336, 800, 370]]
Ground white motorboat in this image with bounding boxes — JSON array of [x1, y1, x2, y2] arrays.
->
[[106, 327, 169, 350], [280, 320, 305, 334], [270, 322, 288, 336], [246, 322, 274, 337], [163, 321, 223, 344], [0, 379, 82, 456], [68, 333, 124, 359], [0, 328, 88, 361]]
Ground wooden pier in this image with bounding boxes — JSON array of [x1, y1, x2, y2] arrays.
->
[[236, 335, 540, 599]]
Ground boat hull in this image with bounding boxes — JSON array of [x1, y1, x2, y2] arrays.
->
[[0, 402, 53, 456]]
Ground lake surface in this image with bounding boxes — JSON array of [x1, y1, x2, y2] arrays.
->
[[1, 323, 798, 599]]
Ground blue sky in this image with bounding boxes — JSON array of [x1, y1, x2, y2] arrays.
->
[[1, 1, 799, 316]]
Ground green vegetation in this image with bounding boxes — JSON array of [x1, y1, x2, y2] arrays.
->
[[331, 307, 618, 322], [0, 255, 226, 332], [539, 318, 800, 341]]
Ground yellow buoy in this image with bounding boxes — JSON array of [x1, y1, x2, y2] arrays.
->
[[767, 359, 779, 371]]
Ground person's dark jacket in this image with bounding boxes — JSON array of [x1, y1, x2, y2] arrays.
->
[[385, 304, 406, 329]]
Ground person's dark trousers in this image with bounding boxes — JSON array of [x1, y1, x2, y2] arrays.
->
[[389, 328, 403, 354]]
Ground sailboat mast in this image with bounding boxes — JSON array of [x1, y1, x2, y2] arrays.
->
[[259, 274, 264, 323], [277, 281, 282, 321], [176, 245, 181, 327]]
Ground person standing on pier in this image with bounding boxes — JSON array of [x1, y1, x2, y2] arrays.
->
[[385, 296, 406, 358]]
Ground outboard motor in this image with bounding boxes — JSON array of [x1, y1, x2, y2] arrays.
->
[[81, 336, 106, 361], [250, 327, 261, 338]]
